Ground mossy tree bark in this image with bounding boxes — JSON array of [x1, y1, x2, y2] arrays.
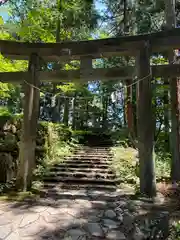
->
[[16, 53, 40, 191], [136, 42, 156, 197]]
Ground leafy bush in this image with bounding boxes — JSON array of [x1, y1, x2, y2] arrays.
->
[[155, 152, 171, 180], [111, 146, 138, 184], [110, 128, 129, 145], [0, 106, 12, 117], [34, 122, 75, 181], [111, 146, 171, 188], [71, 130, 93, 144], [0, 107, 12, 127], [169, 221, 180, 239]]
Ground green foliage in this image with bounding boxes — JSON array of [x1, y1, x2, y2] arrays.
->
[[71, 130, 93, 144], [169, 221, 180, 240], [111, 145, 171, 189], [0, 0, 99, 124], [110, 128, 129, 145], [0, 107, 13, 127], [0, 106, 11, 117], [155, 152, 171, 179], [0, 107, 23, 124], [0, 23, 27, 114], [6, 0, 99, 42], [34, 122, 75, 181], [111, 146, 138, 184]]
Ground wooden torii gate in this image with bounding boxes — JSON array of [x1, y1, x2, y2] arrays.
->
[[1, 28, 180, 195]]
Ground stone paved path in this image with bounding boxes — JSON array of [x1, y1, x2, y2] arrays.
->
[[1, 146, 166, 239], [0, 189, 133, 240]]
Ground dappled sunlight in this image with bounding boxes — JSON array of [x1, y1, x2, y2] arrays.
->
[[0, 186, 177, 239]]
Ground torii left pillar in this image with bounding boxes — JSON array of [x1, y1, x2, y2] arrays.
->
[[16, 53, 40, 191]]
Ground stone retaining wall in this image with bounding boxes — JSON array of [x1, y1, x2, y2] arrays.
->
[[0, 116, 71, 183]]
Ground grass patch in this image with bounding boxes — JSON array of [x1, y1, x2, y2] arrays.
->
[[111, 146, 138, 185], [111, 146, 171, 190], [0, 191, 39, 202]]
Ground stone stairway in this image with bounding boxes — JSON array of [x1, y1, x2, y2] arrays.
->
[[43, 146, 118, 193], [0, 146, 145, 240]]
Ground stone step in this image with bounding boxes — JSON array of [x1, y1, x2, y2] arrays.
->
[[43, 183, 117, 191], [65, 155, 112, 160], [40, 188, 118, 200], [54, 163, 110, 169], [62, 160, 111, 165], [50, 166, 113, 174], [73, 151, 112, 155], [73, 147, 111, 150], [44, 176, 117, 185], [74, 147, 111, 150], [60, 158, 111, 163], [45, 171, 116, 179]]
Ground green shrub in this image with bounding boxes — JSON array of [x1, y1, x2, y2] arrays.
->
[[110, 128, 129, 145], [71, 130, 92, 144], [0, 107, 12, 117], [0, 107, 12, 127], [33, 122, 75, 182], [111, 146, 171, 189], [111, 146, 138, 184], [155, 152, 171, 180], [169, 221, 180, 240]]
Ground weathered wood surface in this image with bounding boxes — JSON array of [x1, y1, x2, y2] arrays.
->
[[16, 53, 40, 191], [0, 64, 180, 83], [1, 28, 180, 60], [80, 57, 93, 79], [126, 79, 134, 135], [165, 0, 180, 181], [0, 72, 28, 83], [137, 42, 156, 197]]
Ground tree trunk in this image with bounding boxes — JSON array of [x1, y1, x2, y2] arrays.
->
[[52, 0, 62, 122], [136, 42, 156, 197], [132, 82, 137, 137], [165, 0, 180, 181], [170, 76, 180, 181], [72, 97, 76, 129], [56, 0, 61, 43], [80, 109, 84, 129], [16, 53, 40, 191], [63, 97, 69, 126], [85, 99, 89, 128], [126, 79, 134, 136], [52, 96, 60, 123], [102, 96, 108, 129], [123, 86, 127, 127], [163, 78, 170, 151], [123, 0, 128, 35]]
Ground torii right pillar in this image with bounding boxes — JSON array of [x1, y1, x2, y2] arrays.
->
[[136, 41, 156, 197]]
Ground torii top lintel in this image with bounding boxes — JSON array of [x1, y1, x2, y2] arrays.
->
[[0, 28, 180, 61]]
